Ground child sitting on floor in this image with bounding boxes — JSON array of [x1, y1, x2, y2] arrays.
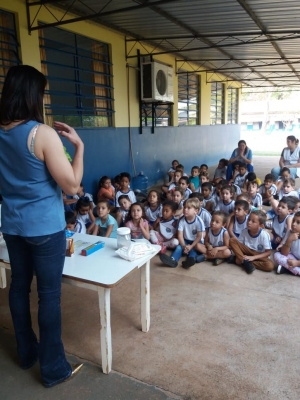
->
[[179, 176, 192, 200], [229, 210, 273, 274], [233, 162, 248, 188], [202, 182, 216, 213], [275, 167, 291, 193], [125, 202, 150, 240], [268, 196, 294, 249], [115, 172, 136, 208], [116, 195, 132, 227], [228, 200, 250, 238], [189, 192, 212, 232], [159, 198, 205, 269], [213, 159, 228, 185], [93, 200, 118, 238], [247, 180, 262, 209], [274, 211, 300, 275], [199, 211, 231, 266], [144, 190, 162, 226], [259, 174, 277, 205], [188, 166, 200, 191], [150, 200, 179, 253], [172, 186, 184, 218], [97, 175, 115, 205], [167, 159, 179, 181], [215, 184, 235, 214], [75, 196, 95, 234]]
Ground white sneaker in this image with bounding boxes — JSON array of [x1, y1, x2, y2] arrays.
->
[[277, 265, 283, 274]]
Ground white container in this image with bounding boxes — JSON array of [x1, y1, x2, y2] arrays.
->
[[117, 227, 131, 249]]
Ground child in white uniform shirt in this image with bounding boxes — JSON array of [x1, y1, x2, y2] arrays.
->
[[228, 200, 249, 238], [178, 176, 192, 200], [229, 210, 273, 274], [274, 211, 300, 275], [159, 198, 205, 269], [233, 162, 248, 188], [115, 172, 136, 208], [215, 185, 235, 214]]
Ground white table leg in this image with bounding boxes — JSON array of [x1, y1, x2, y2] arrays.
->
[[97, 286, 112, 374], [140, 260, 150, 332], [0, 266, 6, 289]]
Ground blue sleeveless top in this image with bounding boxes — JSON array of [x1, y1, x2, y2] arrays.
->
[[0, 121, 65, 236]]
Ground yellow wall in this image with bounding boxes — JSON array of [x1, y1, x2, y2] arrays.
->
[[1, 1, 241, 127]]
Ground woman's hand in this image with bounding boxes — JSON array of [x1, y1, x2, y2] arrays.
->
[[53, 121, 83, 147]]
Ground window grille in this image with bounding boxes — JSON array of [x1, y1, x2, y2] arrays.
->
[[178, 72, 199, 126], [227, 87, 238, 124], [39, 26, 114, 128], [141, 102, 172, 127], [0, 9, 20, 92], [210, 82, 224, 125]]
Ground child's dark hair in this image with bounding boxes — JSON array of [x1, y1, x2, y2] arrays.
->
[[280, 196, 298, 210], [280, 167, 290, 175], [264, 173, 275, 182], [179, 176, 189, 184], [98, 175, 111, 189], [120, 172, 131, 182], [76, 196, 90, 211], [212, 210, 227, 224], [219, 158, 228, 167], [246, 172, 257, 182], [246, 180, 258, 189], [172, 186, 184, 196], [163, 200, 178, 212], [293, 211, 300, 219], [235, 199, 250, 212], [283, 177, 295, 187], [221, 184, 235, 196], [239, 162, 247, 169], [97, 200, 110, 209], [199, 171, 209, 178], [233, 161, 240, 169], [113, 174, 121, 185], [202, 182, 213, 191], [189, 192, 204, 202], [118, 194, 131, 203], [236, 193, 252, 203], [176, 164, 184, 171], [147, 190, 161, 204], [250, 210, 267, 225], [65, 211, 76, 225], [217, 179, 228, 188], [126, 202, 147, 222], [191, 166, 199, 172], [172, 159, 179, 165], [200, 164, 208, 169]]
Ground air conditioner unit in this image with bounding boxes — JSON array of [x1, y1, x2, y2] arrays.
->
[[141, 61, 174, 102]]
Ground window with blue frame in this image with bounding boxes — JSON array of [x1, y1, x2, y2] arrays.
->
[[39, 26, 114, 128], [0, 9, 20, 92], [178, 71, 199, 126], [210, 81, 224, 125], [227, 87, 238, 124]]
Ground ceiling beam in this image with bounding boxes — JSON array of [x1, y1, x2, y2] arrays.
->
[[28, 0, 179, 31], [236, 0, 300, 83]]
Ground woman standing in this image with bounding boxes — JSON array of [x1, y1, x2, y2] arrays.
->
[[271, 135, 300, 180], [0, 65, 84, 387], [226, 140, 254, 180]]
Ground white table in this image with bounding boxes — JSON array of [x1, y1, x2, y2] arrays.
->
[[0, 233, 160, 374]]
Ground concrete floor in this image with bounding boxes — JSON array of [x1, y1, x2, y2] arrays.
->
[[1, 156, 300, 400]]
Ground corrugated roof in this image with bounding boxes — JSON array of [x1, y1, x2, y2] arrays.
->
[[28, 0, 300, 88]]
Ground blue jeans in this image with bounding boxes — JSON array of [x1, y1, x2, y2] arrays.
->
[[172, 239, 199, 261], [271, 166, 297, 180], [226, 163, 254, 180], [3, 231, 72, 387]]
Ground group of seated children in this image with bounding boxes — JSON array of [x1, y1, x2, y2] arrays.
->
[[63, 162, 300, 277]]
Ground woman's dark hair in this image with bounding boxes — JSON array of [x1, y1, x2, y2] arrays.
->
[[0, 65, 47, 125], [287, 135, 299, 146], [238, 140, 248, 155]]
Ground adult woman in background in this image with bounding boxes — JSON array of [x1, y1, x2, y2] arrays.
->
[[226, 139, 254, 180], [271, 135, 300, 180], [0, 65, 84, 387]]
